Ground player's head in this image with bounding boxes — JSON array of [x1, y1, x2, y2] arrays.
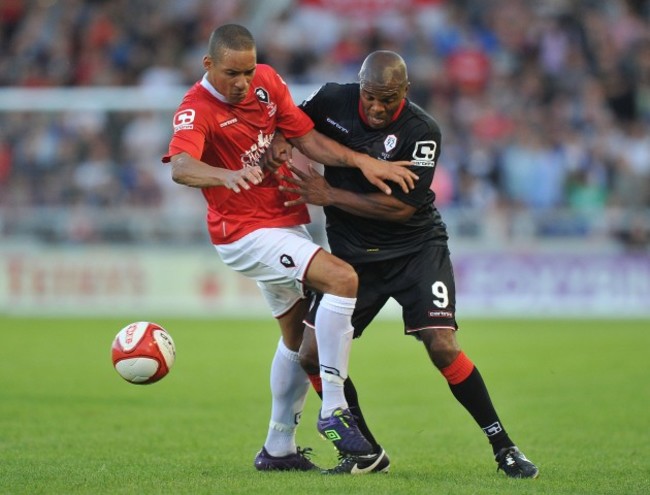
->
[[203, 24, 257, 104], [358, 51, 409, 129]]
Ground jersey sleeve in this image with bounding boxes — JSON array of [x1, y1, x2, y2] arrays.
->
[[163, 99, 209, 162], [391, 121, 441, 208]]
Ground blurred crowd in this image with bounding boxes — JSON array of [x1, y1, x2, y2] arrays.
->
[[0, 0, 649, 248]]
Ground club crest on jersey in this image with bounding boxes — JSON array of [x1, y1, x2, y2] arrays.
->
[[255, 87, 270, 103], [255, 86, 277, 117], [384, 134, 397, 152], [173, 109, 195, 131], [280, 254, 296, 268]]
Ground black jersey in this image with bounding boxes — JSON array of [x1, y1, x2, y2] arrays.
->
[[300, 83, 449, 263]]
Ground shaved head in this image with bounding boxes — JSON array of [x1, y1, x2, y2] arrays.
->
[[208, 24, 256, 61], [358, 50, 408, 91]]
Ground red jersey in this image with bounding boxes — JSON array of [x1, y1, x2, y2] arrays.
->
[[163, 64, 313, 244]]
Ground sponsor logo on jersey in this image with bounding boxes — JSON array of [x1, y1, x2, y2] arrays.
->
[[241, 131, 275, 167], [384, 134, 397, 152], [219, 117, 238, 128], [280, 254, 295, 268], [173, 109, 195, 131], [428, 310, 453, 318], [412, 140, 437, 167], [326, 117, 350, 134]]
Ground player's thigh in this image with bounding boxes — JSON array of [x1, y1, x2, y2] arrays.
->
[[214, 226, 320, 317], [352, 262, 391, 337], [392, 246, 458, 335]]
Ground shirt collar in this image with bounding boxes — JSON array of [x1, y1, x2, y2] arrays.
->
[[200, 74, 229, 103]]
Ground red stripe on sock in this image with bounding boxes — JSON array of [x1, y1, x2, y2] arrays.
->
[[441, 351, 475, 385], [308, 374, 322, 393]]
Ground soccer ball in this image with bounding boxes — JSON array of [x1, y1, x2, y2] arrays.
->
[[111, 321, 176, 384]]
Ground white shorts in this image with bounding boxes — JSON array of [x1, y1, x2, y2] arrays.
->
[[214, 225, 322, 318]]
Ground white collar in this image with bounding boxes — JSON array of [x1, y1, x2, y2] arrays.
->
[[200, 74, 229, 103]]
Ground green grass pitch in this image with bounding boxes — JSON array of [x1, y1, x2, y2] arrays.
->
[[0, 316, 648, 494]]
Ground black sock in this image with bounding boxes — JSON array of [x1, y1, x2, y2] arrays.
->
[[448, 367, 514, 454], [344, 376, 380, 451]]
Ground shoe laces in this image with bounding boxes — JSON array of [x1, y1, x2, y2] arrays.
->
[[495, 446, 533, 474], [296, 446, 315, 460]]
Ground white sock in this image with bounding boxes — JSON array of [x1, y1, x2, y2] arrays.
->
[[264, 338, 310, 457], [315, 293, 355, 418]]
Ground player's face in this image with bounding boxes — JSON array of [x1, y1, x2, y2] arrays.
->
[[359, 82, 408, 129], [203, 48, 256, 104]]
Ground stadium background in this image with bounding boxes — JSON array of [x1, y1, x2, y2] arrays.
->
[[3, 5, 649, 494], [1, 0, 649, 318]]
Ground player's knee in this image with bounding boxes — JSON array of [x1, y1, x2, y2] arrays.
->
[[328, 262, 358, 297], [420, 329, 460, 369], [428, 347, 460, 369]]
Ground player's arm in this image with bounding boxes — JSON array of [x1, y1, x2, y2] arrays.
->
[[288, 129, 418, 195], [169, 152, 263, 193], [280, 164, 416, 222]]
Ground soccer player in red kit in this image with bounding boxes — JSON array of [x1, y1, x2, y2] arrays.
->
[[163, 24, 418, 471]]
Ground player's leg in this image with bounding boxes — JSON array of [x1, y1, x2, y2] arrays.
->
[[420, 328, 515, 450], [301, 262, 391, 473], [400, 245, 538, 478], [303, 249, 357, 416], [261, 298, 312, 452], [300, 323, 390, 474], [254, 298, 317, 471], [419, 327, 538, 478], [214, 226, 320, 470], [300, 324, 378, 447], [303, 250, 373, 455]]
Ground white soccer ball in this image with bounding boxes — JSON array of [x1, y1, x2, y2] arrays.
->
[[111, 321, 176, 384]]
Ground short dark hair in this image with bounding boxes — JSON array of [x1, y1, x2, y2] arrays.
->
[[359, 50, 408, 88], [208, 24, 256, 60]]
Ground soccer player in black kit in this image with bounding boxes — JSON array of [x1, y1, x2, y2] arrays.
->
[[271, 50, 539, 478]]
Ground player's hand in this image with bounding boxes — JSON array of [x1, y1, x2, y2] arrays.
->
[[259, 133, 293, 173], [279, 164, 332, 207], [224, 165, 263, 193], [357, 158, 418, 195]]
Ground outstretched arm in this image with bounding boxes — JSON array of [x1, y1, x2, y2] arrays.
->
[[280, 164, 416, 222], [288, 129, 418, 195], [169, 152, 263, 193]]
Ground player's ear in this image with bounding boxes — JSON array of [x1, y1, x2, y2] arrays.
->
[[203, 55, 212, 71]]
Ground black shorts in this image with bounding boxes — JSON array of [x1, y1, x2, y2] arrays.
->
[[305, 244, 458, 338]]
